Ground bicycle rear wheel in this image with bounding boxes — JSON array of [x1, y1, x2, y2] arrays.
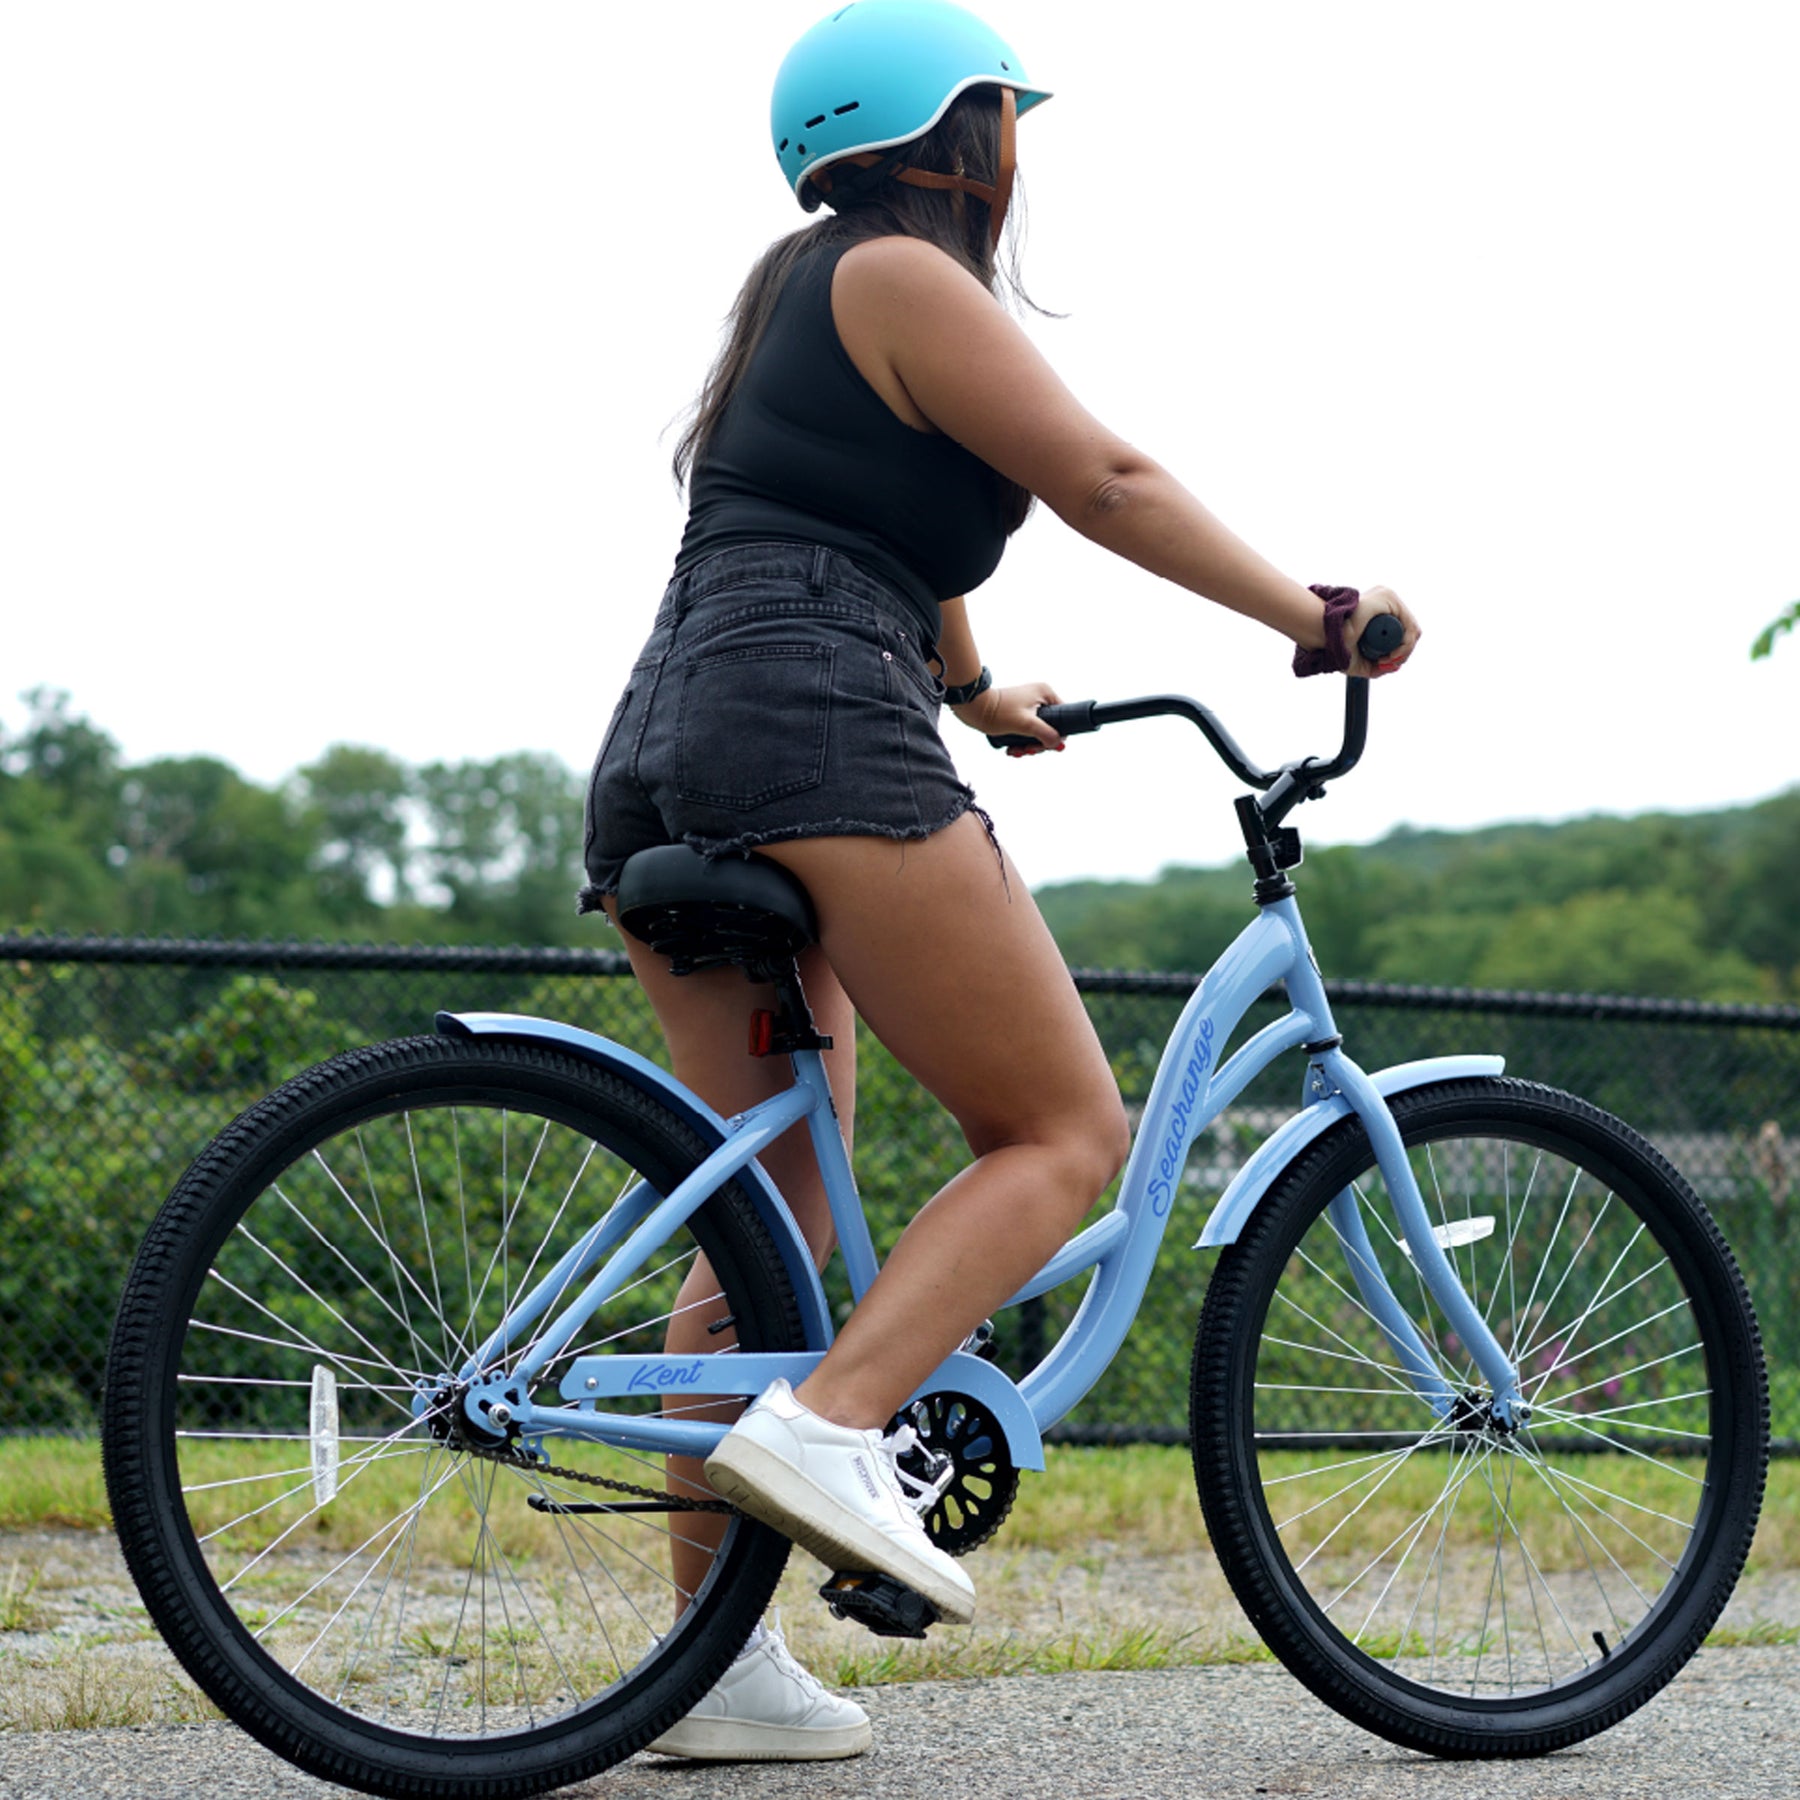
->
[[1192, 1077, 1766, 1757], [103, 1035, 803, 1799]]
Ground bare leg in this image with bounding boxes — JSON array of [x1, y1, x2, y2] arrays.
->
[[754, 813, 1131, 1429], [603, 901, 855, 1619]]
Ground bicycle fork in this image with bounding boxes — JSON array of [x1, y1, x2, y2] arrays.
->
[[1310, 1051, 1527, 1429]]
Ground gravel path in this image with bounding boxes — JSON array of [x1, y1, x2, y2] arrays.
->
[[0, 1647, 1794, 1800]]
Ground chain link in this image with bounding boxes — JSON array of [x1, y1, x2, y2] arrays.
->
[[471, 1441, 736, 1513]]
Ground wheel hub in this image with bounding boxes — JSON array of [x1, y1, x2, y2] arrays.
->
[[423, 1378, 514, 1451]]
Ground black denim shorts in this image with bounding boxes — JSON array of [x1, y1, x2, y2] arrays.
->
[[578, 543, 980, 911]]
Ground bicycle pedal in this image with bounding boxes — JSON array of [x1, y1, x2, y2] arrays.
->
[[818, 1571, 939, 1640]]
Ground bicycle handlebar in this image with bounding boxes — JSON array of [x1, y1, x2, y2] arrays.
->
[[984, 616, 1405, 826]]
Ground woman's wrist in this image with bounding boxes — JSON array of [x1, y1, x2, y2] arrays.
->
[[943, 664, 993, 707], [1292, 585, 1361, 677]]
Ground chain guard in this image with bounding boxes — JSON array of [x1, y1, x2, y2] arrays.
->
[[893, 1389, 1019, 1557]]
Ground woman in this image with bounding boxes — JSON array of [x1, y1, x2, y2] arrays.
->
[[581, 0, 1420, 1761]]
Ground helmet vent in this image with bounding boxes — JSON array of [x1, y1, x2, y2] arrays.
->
[[833, 101, 860, 116], [805, 113, 827, 129], [1002, 60, 1011, 71], [778, 138, 790, 151]]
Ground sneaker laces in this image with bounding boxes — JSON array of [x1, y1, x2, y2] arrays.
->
[[875, 1421, 955, 1517], [761, 1614, 826, 1697]]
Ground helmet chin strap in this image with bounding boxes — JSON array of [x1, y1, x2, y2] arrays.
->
[[812, 88, 1018, 249]]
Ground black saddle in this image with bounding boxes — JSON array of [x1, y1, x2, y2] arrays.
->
[[614, 846, 818, 975]]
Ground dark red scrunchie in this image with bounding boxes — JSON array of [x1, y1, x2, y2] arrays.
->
[[1292, 584, 1361, 678]]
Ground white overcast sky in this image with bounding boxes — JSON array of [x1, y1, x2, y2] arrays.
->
[[3, 2, 1796, 887]]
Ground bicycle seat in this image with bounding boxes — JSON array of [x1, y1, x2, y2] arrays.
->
[[614, 845, 818, 973]]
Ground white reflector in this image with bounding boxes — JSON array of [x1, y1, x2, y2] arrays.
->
[[1399, 1216, 1496, 1260], [310, 1365, 340, 1507]]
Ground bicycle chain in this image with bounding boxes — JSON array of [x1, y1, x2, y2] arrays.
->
[[469, 1441, 735, 1512]]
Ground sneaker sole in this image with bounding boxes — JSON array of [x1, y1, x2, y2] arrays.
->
[[704, 1436, 976, 1626], [647, 1715, 873, 1761]]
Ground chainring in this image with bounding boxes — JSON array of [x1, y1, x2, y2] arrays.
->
[[894, 1390, 1019, 1557]]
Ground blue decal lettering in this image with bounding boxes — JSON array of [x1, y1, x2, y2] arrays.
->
[[1148, 1018, 1215, 1217], [627, 1358, 707, 1394]]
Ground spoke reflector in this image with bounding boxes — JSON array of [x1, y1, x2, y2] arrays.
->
[[310, 1365, 340, 1506], [1399, 1216, 1496, 1259]]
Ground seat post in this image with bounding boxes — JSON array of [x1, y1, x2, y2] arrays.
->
[[745, 955, 834, 1057]]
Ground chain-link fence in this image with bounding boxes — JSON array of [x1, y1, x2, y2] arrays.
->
[[3, 937, 1796, 1444]]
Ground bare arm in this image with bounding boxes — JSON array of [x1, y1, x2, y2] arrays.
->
[[833, 238, 1419, 672]]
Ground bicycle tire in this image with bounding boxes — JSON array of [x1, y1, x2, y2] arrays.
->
[[1191, 1077, 1767, 1758], [103, 1034, 804, 1799]]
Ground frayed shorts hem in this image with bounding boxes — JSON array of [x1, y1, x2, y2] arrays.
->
[[575, 794, 996, 920]]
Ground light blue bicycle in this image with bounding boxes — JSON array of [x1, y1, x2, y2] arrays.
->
[[103, 668, 1767, 1799]]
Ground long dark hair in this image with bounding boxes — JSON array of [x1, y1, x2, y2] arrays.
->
[[673, 87, 1038, 533]]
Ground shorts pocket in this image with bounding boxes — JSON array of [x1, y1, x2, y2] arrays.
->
[[675, 642, 832, 810]]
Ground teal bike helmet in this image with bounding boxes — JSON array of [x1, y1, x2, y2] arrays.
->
[[771, 1, 1051, 241]]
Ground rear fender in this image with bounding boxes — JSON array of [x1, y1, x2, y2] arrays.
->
[[437, 1011, 835, 1347]]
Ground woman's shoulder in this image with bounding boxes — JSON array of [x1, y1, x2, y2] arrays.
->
[[832, 234, 995, 322]]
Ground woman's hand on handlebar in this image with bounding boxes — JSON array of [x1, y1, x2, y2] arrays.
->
[[954, 678, 1066, 755], [1347, 586, 1422, 678]]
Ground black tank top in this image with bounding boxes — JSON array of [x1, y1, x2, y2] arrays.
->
[[674, 239, 1010, 643]]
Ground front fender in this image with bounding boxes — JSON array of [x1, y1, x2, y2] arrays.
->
[[437, 1010, 835, 1348], [1194, 1055, 1506, 1249]]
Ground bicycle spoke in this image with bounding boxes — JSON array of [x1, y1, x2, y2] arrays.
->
[[1335, 1438, 1494, 1634], [1522, 1291, 1688, 1392], [270, 1179, 469, 1374], [1535, 1344, 1705, 1411], [1224, 1101, 1750, 1720]]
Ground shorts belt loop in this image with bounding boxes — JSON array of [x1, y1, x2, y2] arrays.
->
[[808, 546, 830, 597]]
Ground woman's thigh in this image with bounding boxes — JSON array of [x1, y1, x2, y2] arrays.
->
[[601, 902, 856, 1260], [756, 814, 1127, 1169]]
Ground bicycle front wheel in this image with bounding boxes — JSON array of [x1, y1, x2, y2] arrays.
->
[[1192, 1077, 1767, 1757], [103, 1035, 803, 1799]]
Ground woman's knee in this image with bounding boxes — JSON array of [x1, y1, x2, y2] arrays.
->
[[1093, 1095, 1133, 1189], [979, 1094, 1130, 1203], [1070, 1094, 1132, 1198]]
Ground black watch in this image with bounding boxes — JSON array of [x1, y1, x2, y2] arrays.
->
[[943, 665, 993, 707]]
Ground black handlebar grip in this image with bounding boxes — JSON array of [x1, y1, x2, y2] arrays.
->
[[985, 699, 1098, 752], [1356, 613, 1405, 662]]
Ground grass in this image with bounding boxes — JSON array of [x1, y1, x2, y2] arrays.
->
[[0, 1644, 222, 1732], [1, 1560, 49, 1632], [0, 1438, 110, 1532], [6, 1435, 1800, 1567], [824, 1622, 1229, 1687], [0, 1436, 1793, 1729], [1704, 1619, 1800, 1649]]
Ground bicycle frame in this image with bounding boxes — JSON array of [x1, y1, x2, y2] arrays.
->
[[440, 886, 1526, 1469]]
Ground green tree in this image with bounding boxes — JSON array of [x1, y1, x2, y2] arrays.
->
[[1713, 789, 1800, 994], [112, 756, 317, 937], [1751, 601, 1799, 660], [416, 752, 586, 943], [0, 690, 126, 931], [1469, 888, 1766, 1001], [293, 745, 416, 922]]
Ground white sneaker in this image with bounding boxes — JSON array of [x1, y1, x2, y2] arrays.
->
[[645, 1620, 872, 1761], [703, 1380, 977, 1625]]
